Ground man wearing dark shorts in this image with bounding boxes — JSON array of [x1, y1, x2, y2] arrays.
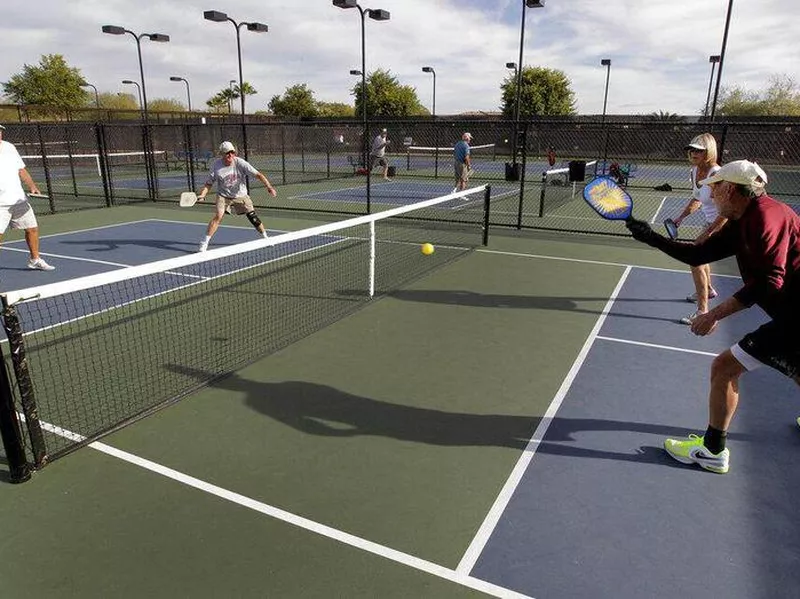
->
[[625, 160, 800, 474]]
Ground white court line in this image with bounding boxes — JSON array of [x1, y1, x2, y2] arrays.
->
[[30, 416, 533, 599], [651, 196, 668, 224], [457, 266, 632, 575], [476, 248, 742, 279], [596, 335, 719, 357], [287, 180, 395, 200]]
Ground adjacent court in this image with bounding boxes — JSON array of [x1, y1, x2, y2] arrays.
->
[[1, 199, 798, 598]]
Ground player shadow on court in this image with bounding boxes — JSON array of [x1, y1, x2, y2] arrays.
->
[[57, 238, 201, 255], [165, 365, 750, 468], [383, 289, 685, 323]]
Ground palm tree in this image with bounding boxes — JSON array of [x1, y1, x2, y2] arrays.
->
[[645, 110, 685, 122]]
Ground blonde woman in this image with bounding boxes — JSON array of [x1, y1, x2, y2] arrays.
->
[[671, 133, 725, 324]]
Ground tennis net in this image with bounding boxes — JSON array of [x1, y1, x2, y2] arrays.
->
[[405, 144, 496, 171], [538, 160, 598, 217], [21, 150, 169, 177], [0, 186, 491, 482]]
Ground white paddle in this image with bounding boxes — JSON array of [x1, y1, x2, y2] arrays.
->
[[179, 192, 198, 207]]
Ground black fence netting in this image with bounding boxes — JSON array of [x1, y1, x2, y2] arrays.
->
[[3, 118, 799, 238]]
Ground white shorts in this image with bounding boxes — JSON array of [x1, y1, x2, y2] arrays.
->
[[0, 201, 38, 234]]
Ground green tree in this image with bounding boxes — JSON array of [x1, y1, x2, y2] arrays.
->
[[352, 69, 427, 117], [99, 92, 139, 110], [148, 98, 186, 112], [716, 74, 800, 117], [3, 54, 89, 109], [500, 66, 576, 117], [268, 84, 318, 117], [317, 101, 355, 118]]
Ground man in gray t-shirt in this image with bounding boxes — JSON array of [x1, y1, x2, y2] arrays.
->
[[369, 128, 391, 180], [195, 141, 277, 252]]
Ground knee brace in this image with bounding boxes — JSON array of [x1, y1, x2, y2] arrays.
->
[[246, 210, 262, 229]]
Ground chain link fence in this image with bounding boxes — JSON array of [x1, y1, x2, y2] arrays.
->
[[3, 118, 799, 237]]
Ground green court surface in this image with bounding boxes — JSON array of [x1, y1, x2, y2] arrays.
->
[[0, 203, 742, 598]]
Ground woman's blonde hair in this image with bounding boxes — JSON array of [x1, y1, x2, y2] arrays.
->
[[687, 133, 718, 165]]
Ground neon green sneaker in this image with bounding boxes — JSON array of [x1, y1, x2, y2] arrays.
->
[[663, 434, 730, 474]]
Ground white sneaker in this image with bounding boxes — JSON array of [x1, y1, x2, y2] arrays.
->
[[679, 310, 706, 325], [198, 240, 208, 253], [28, 258, 55, 271], [686, 289, 718, 303], [260, 231, 268, 239]]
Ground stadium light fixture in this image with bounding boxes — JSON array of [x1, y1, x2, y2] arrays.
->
[[203, 10, 270, 157], [512, 0, 544, 164], [332, 0, 391, 213], [170, 76, 192, 112], [349, 69, 362, 76], [101, 25, 170, 120], [600, 58, 611, 124], [704, 55, 722, 119], [121, 79, 143, 110], [81, 81, 100, 109], [422, 66, 436, 118]]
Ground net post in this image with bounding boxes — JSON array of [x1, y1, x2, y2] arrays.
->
[[95, 123, 113, 208], [538, 169, 547, 218], [516, 123, 528, 230], [36, 124, 56, 214], [482, 184, 491, 246], [0, 341, 31, 484], [368, 220, 376, 298], [280, 126, 287, 185], [65, 125, 80, 198], [1, 299, 47, 468]]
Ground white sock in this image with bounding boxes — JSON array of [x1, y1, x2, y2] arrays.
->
[[202, 235, 211, 243], [261, 231, 268, 239]]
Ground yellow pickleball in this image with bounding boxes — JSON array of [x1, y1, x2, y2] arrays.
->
[[421, 243, 435, 255]]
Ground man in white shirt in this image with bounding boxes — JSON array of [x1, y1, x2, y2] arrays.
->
[[0, 125, 54, 271], [369, 128, 391, 181]]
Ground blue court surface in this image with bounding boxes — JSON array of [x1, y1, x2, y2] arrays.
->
[[464, 265, 799, 599], [289, 179, 519, 207]]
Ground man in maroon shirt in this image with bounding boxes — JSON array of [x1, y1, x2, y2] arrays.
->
[[626, 160, 800, 473]]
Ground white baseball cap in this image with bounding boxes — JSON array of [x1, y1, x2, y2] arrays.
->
[[219, 141, 237, 154], [0, 124, 5, 130], [463, 132, 473, 140], [699, 160, 768, 187]]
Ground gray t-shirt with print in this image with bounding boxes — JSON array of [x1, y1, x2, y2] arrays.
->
[[205, 156, 259, 198]]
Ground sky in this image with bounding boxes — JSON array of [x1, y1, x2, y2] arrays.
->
[[2, 0, 798, 117]]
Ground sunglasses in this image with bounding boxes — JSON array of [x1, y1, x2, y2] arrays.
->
[[688, 148, 705, 154]]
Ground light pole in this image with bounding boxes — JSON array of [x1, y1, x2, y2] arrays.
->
[[600, 58, 611, 123], [101, 25, 170, 120], [203, 11, 268, 120], [81, 81, 100, 109], [512, 0, 545, 165], [332, 0, 390, 214], [703, 55, 721, 119], [170, 76, 192, 112], [421, 66, 436, 118], [122, 79, 143, 111], [709, 0, 734, 121]]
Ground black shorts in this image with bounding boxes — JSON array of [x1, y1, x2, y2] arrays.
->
[[370, 155, 387, 168], [735, 320, 800, 378]]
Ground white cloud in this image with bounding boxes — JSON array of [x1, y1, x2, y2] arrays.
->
[[1, 0, 797, 116]]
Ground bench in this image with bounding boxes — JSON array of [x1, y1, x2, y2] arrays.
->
[[174, 149, 214, 170]]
